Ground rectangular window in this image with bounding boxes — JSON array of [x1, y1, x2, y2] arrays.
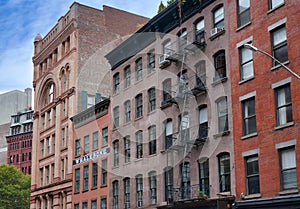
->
[[164, 168, 173, 202], [102, 127, 108, 146], [214, 51, 226, 80], [124, 178, 130, 209], [136, 94, 143, 118], [124, 101, 131, 123], [124, 66, 131, 88], [136, 176, 143, 207], [217, 97, 228, 133], [270, 0, 284, 9], [83, 165, 89, 191], [149, 172, 157, 204], [41, 140, 44, 157], [165, 120, 173, 149], [195, 61, 206, 87], [246, 156, 260, 194], [136, 131, 143, 159], [195, 19, 205, 43], [92, 163, 98, 188], [219, 153, 231, 192], [242, 97, 257, 135], [275, 84, 292, 126], [149, 126, 156, 155], [82, 202, 88, 209], [148, 88, 156, 112], [114, 73, 120, 94], [46, 137, 51, 155], [102, 159, 107, 185], [272, 26, 288, 65], [124, 137, 130, 163], [87, 95, 95, 109], [162, 79, 172, 103], [238, 0, 250, 27], [213, 6, 224, 29], [75, 139, 80, 156], [136, 58, 143, 81], [280, 147, 297, 190], [240, 45, 254, 80], [113, 141, 119, 166], [46, 166, 49, 184], [113, 106, 120, 128], [74, 204, 79, 209], [101, 197, 107, 209], [198, 106, 208, 140], [148, 50, 155, 73], [91, 200, 97, 209], [113, 181, 119, 209], [181, 162, 191, 199], [75, 168, 80, 193], [40, 168, 43, 186], [84, 135, 89, 154], [92, 131, 98, 150], [61, 159, 65, 180], [199, 159, 210, 196]]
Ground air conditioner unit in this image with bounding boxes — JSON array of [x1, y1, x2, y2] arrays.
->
[[211, 27, 224, 36], [159, 54, 170, 66]]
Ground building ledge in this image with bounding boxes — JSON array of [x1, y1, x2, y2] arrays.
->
[[279, 189, 299, 195], [243, 193, 261, 200], [241, 132, 258, 140], [274, 121, 294, 131]]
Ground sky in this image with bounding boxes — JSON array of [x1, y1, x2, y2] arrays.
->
[[0, 0, 163, 94]]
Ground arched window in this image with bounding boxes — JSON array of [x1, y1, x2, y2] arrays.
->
[[213, 50, 226, 80]]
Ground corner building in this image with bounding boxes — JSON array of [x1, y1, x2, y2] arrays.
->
[[228, 0, 300, 208], [106, 0, 235, 209], [31, 3, 149, 209]]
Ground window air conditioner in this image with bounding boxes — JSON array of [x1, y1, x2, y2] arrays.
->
[[211, 27, 224, 36]]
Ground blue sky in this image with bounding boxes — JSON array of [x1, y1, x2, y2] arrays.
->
[[0, 0, 163, 94]]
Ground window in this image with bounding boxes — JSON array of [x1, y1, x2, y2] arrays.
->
[[87, 95, 95, 109], [91, 200, 97, 209], [102, 159, 107, 185], [101, 197, 107, 209], [181, 162, 191, 199], [62, 128, 66, 147], [279, 147, 297, 190], [92, 163, 98, 188], [271, 26, 288, 66], [83, 165, 89, 191], [164, 167, 173, 202], [242, 97, 257, 135], [75, 139, 80, 156], [218, 153, 230, 192], [246, 155, 260, 194], [124, 178, 130, 209], [199, 158, 210, 196], [84, 135, 89, 154], [275, 84, 292, 126], [148, 88, 156, 112], [136, 131, 143, 159], [214, 50, 226, 80], [92, 131, 98, 150], [113, 141, 119, 166], [149, 172, 157, 204], [217, 97, 228, 133], [82, 202, 87, 209], [269, 0, 284, 9], [45, 166, 49, 184], [48, 83, 54, 103], [163, 39, 172, 55], [124, 66, 131, 88], [124, 100, 131, 123], [102, 127, 108, 146], [124, 137, 131, 163], [113, 106, 120, 128], [177, 70, 188, 95], [148, 50, 155, 73], [113, 181, 119, 209], [195, 61, 206, 86], [113, 73, 120, 94], [41, 140, 45, 157], [179, 113, 190, 142], [165, 119, 173, 149], [74, 204, 79, 209], [149, 126, 156, 155], [46, 137, 51, 154], [75, 168, 80, 193], [240, 44, 254, 80], [136, 58, 143, 81], [195, 18, 205, 43], [40, 168, 43, 186], [136, 94, 143, 118], [178, 29, 187, 51], [162, 79, 172, 103], [198, 106, 208, 140], [237, 0, 250, 27], [61, 159, 65, 180], [213, 6, 224, 29], [136, 175, 143, 207]]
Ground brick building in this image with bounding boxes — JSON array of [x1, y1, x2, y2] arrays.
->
[[106, 0, 235, 209], [30, 2, 148, 209], [71, 99, 110, 209], [6, 108, 33, 175], [228, 0, 300, 208]]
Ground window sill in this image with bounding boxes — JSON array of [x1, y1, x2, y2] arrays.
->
[[147, 69, 156, 77], [123, 86, 131, 91], [236, 22, 252, 32], [210, 29, 226, 41], [135, 158, 143, 162], [112, 92, 120, 97], [60, 147, 68, 152], [148, 109, 157, 115], [213, 130, 230, 138], [135, 116, 144, 121], [241, 132, 258, 140], [270, 60, 290, 71], [274, 121, 294, 131], [267, 3, 285, 14], [239, 76, 255, 85], [100, 184, 107, 188], [212, 77, 228, 87], [243, 193, 261, 200], [279, 189, 298, 195], [135, 78, 143, 85], [91, 186, 98, 190]]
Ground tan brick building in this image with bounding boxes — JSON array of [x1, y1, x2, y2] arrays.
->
[[106, 0, 235, 208], [30, 3, 148, 209]]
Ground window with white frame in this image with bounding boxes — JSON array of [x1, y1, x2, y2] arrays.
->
[[237, 0, 250, 27], [136, 131, 143, 159], [218, 153, 231, 192], [87, 94, 95, 109], [149, 126, 156, 155], [279, 147, 297, 190], [275, 84, 292, 126], [148, 88, 156, 112], [113, 140, 119, 166], [92, 162, 98, 188], [242, 97, 257, 135], [83, 135, 89, 154], [92, 131, 98, 150], [269, 0, 284, 9], [136, 175, 143, 207], [83, 165, 88, 191], [178, 29, 187, 51], [217, 97, 228, 133], [124, 136, 130, 163], [124, 100, 131, 123], [240, 44, 254, 80], [113, 181, 119, 209], [195, 18, 205, 43], [198, 106, 208, 140], [164, 167, 173, 201], [149, 171, 157, 204], [165, 119, 173, 149], [136, 94, 143, 118], [113, 106, 120, 128], [213, 6, 224, 29], [181, 162, 191, 199], [124, 178, 130, 209], [124, 66, 131, 88], [199, 158, 210, 197], [113, 72, 120, 94], [136, 58, 143, 81], [163, 39, 172, 56], [148, 50, 155, 73], [102, 127, 108, 146], [271, 26, 288, 66], [245, 155, 260, 195]]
